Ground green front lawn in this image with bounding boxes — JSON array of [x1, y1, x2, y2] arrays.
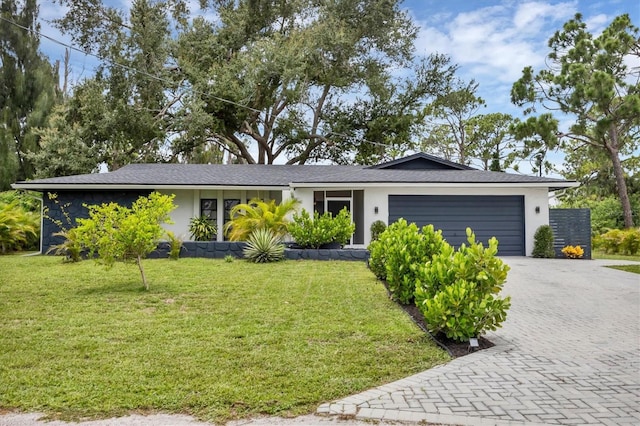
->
[[606, 264, 640, 275], [0, 256, 449, 423], [593, 249, 640, 275], [592, 249, 640, 262]]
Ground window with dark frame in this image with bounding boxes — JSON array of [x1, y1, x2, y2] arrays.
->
[[224, 199, 240, 241], [200, 199, 217, 223], [313, 191, 325, 215]]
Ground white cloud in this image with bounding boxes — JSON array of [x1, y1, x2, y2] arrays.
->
[[513, 1, 575, 34], [584, 13, 610, 35], [415, 1, 578, 84]]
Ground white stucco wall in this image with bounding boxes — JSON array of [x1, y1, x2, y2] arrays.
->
[[158, 186, 552, 255], [157, 189, 194, 240], [157, 188, 292, 241], [292, 185, 552, 255]]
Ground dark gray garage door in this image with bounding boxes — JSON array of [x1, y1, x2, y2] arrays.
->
[[388, 195, 525, 256]]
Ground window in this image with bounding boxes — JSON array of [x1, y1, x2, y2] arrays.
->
[[326, 199, 350, 217], [224, 199, 240, 240], [313, 191, 325, 215], [200, 199, 218, 240], [200, 199, 217, 223]]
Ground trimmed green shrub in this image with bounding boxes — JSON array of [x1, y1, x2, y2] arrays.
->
[[415, 228, 509, 304], [374, 219, 446, 305], [289, 208, 355, 249], [189, 215, 217, 241], [332, 209, 356, 246], [415, 228, 511, 342], [370, 220, 387, 241], [421, 280, 511, 342], [532, 225, 555, 258], [243, 228, 285, 263], [367, 230, 391, 280], [383, 220, 423, 304]]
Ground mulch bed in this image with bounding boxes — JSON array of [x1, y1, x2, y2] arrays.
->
[[381, 281, 494, 358], [399, 302, 494, 358]]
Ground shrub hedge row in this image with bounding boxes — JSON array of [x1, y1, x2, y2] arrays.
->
[[368, 221, 511, 342]]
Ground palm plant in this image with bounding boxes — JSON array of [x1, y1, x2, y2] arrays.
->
[[46, 228, 83, 262], [0, 202, 38, 253], [165, 231, 183, 260], [225, 197, 300, 241]]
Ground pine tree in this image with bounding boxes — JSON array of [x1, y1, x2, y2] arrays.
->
[[0, 0, 59, 189]]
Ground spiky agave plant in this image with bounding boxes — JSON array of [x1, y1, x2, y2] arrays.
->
[[243, 228, 285, 263]]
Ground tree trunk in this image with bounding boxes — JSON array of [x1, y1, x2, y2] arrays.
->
[[137, 255, 149, 290], [607, 128, 634, 228]]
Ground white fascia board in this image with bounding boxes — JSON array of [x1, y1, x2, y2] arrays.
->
[[11, 184, 289, 191], [288, 181, 579, 189]]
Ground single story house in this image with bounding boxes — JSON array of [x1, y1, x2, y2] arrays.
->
[[12, 153, 577, 256]]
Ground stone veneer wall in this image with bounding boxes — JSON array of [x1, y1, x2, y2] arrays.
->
[[150, 241, 369, 261], [150, 241, 247, 259], [42, 190, 151, 253], [284, 248, 369, 261]]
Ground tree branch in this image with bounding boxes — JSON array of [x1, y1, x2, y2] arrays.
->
[[226, 133, 255, 164]]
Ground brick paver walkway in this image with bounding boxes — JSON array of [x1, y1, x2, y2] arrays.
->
[[319, 258, 640, 425]]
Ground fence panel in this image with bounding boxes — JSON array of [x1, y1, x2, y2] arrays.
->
[[549, 209, 591, 259]]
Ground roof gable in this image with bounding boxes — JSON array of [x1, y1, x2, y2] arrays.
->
[[369, 152, 473, 170]]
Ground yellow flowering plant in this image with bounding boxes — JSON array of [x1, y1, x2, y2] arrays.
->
[[561, 245, 584, 259]]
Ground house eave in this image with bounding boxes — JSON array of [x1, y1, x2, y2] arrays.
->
[[289, 181, 579, 189], [11, 183, 290, 192], [12, 180, 578, 192]]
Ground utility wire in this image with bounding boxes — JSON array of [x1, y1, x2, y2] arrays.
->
[[0, 14, 399, 150], [1, 14, 397, 150], [0, 14, 263, 114]]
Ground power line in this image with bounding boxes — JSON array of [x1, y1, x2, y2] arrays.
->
[[0, 14, 264, 114], [0, 14, 397, 151]]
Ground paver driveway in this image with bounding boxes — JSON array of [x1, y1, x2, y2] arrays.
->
[[320, 257, 640, 425]]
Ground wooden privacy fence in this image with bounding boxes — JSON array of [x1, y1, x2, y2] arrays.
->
[[549, 208, 592, 259]]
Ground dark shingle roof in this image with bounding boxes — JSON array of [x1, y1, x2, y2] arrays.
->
[[13, 163, 573, 189], [369, 152, 474, 170]]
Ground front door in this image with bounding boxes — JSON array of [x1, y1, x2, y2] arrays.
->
[[326, 199, 351, 217]]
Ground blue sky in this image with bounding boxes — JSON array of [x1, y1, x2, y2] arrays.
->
[[404, 0, 639, 115], [36, 0, 640, 174]]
